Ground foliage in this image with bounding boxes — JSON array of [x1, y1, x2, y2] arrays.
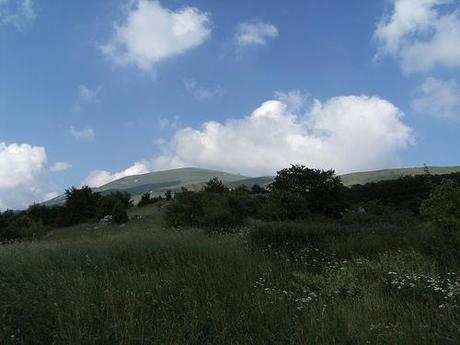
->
[[203, 177, 229, 194], [64, 186, 101, 225], [268, 165, 345, 219], [97, 192, 132, 219], [112, 201, 129, 224], [420, 179, 460, 229], [165, 179, 255, 230], [138, 193, 152, 207]]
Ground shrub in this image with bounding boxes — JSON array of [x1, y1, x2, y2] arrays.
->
[[138, 193, 152, 207], [420, 179, 460, 230], [112, 201, 129, 224]]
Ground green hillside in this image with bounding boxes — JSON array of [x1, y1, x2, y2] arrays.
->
[[340, 166, 460, 186], [44, 168, 252, 206]]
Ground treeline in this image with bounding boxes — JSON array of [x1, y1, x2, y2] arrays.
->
[[165, 165, 460, 231], [0, 187, 131, 242]]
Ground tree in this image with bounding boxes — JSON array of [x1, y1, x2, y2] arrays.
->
[[165, 190, 173, 201], [64, 186, 101, 225], [203, 177, 229, 194], [269, 165, 345, 218], [420, 179, 460, 229], [98, 192, 132, 218], [138, 193, 152, 207]]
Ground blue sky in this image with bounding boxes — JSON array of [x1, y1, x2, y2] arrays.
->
[[1, 0, 460, 209]]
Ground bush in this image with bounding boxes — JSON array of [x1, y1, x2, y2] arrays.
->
[[138, 193, 152, 207], [420, 179, 460, 230], [112, 201, 129, 224]]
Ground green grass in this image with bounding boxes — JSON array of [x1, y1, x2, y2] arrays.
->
[[1, 207, 459, 344]]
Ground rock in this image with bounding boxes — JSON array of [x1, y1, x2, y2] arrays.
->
[[357, 207, 367, 215], [98, 215, 113, 226]]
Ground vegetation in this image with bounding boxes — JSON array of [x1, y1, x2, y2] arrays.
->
[[1, 165, 460, 344], [0, 187, 131, 242]]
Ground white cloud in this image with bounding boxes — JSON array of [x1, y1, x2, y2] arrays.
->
[[0, 142, 47, 210], [184, 79, 223, 100], [50, 161, 72, 173], [69, 126, 95, 141], [100, 0, 211, 71], [374, 0, 460, 73], [274, 90, 308, 111], [234, 20, 278, 47], [84, 161, 151, 188], [411, 77, 460, 120], [0, 0, 35, 29], [0, 142, 46, 189], [79, 84, 101, 103], [152, 95, 414, 176]]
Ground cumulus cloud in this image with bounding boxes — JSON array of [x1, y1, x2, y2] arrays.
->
[[79, 84, 101, 103], [84, 161, 151, 188], [0, 0, 35, 29], [0, 142, 47, 189], [411, 77, 460, 120], [100, 0, 211, 71], [234, 20, 278, 47], [374, 0, 460, 73], [152, 95, 414, 176], [69, 126, 95, 141], [184, 79, 224, 100], [50, 161, 72, 172], [0, 142, 47, 210]]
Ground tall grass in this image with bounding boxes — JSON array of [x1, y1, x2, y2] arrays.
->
[[0, 210, 459, 344]]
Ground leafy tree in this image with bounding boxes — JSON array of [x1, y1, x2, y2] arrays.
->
[[420, 179, 460, 229], [165, 190, 173, 201], [64, 186, 101, 225], [269, 165, 345, 218], [98, 192, 131, 218], [203, 177, 229, 194], [138, 193, 152, 207]]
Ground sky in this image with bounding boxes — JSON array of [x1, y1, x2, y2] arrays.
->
[[1, 0, 460, 210]]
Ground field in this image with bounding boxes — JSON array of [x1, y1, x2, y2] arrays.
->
[[1, 204, 459, 345]]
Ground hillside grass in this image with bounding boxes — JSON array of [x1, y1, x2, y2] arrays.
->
[[341, 166, 460, 186], [1, 206, 459, 344]]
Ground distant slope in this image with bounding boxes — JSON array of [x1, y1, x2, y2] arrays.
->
[[340, 166, 460, 186], [44, 168, 251, 206], [44, 165, 460, 206]]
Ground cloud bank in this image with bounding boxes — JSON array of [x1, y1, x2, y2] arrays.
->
[[85, 94, 414, 186], [101, 0, 211, 71]]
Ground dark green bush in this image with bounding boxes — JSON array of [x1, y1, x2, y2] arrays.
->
[[112, 201, 129, 224]]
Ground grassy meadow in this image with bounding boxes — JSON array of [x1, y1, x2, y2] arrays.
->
[[1, 204, 459, 345]]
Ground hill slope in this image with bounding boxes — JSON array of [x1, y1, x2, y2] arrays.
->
[[340, 166, 460, 186]]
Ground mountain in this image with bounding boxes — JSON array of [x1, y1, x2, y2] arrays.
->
[[44, 165, 460, 206], [340, 166, 460, 186]]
